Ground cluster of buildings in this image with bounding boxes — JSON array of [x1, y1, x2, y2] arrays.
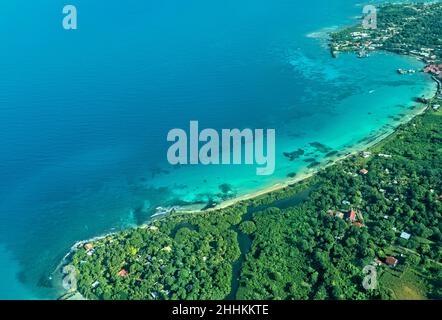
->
[[328, 209, 365, 228], [398, 61, 442, 79], [423, 64, 442, 75], [409, 48, 438, 62], [331, 12, 442, 69], [374, 256, 399, 268], [372, 230, 413, 269], [84, 242, 95, 256], [330, 22, 399, 57]]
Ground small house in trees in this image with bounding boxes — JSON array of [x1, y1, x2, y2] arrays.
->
[[92, 281, 100, 289], [348, 210, 357, 222], [352, 222, 365, 228], [400, 232, 411, 240], [327, 210, 344, 219], [362, 151, 372, 158], [117, 269, 129, 277], [385, 256, 398, 267]]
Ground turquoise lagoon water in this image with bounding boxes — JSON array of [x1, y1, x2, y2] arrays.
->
[[0, 0, 436, 299]]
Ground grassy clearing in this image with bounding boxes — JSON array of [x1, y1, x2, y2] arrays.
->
[[380, 267, 428, 300]]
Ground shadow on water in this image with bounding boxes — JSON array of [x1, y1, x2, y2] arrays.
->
[[226, 188, 313, 299]]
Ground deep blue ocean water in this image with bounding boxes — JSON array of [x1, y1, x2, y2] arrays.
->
[[0, 0, 436, 299]]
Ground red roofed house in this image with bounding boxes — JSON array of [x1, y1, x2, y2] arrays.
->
[[360, 169, 369, 175], [385, 256, 398, 267], [348, 210, 357, 222], [352, 222, 365, 228], [424, 64, 441, 75], [117, 269, 129, 277]]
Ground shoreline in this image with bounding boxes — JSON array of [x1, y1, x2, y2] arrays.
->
[[209, 96, 434, 212], [57, 79, 437, 300], [209, 48, 439, 211], [56, 29, 441, 301]]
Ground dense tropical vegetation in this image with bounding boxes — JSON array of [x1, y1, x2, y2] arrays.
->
[[331, 2, 442, 63], [67, 98, 442, 300]]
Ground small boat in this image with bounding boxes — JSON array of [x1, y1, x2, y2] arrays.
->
[[397, 68, 416, 75]]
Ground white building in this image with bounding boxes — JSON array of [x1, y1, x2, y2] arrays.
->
[[400, 232, 411, 240]]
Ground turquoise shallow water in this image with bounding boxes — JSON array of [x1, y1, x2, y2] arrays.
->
[[0, 0, 437, 299], [148, 52, 435, 205]]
